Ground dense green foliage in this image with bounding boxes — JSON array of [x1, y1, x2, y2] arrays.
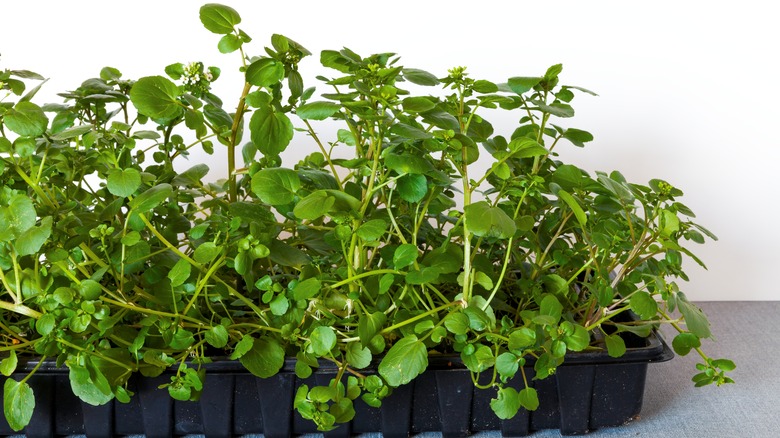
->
[[0, 3, 733, 431]]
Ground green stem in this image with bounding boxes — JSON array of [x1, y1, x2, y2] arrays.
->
[[380, 300, 463, 335], [228, 81, 253, 203], [328, 269, 402, 290], [0, 301, 41, 319]]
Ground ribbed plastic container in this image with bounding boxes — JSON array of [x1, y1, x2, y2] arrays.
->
[[0, 331, 672, 438]]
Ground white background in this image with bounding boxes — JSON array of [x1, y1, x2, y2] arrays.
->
[[2, 0, 777, 301]]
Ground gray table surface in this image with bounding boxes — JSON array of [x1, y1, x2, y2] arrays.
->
[[9, 301, 779, 437]]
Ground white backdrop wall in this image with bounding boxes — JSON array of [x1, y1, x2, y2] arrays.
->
[[1, 0, 776, 301]]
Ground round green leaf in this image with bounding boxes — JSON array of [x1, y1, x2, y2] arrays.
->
[[508, 327, 536, 352], [605, 334, 627, 358], [129, 184, 173, 213], [199, 3, 241, 34], [251, 168, 301, 205], [205, 325, 229, 348], [393, 244, 418, 269], [79, 279, 102, 300], [490, 387, 521, 420], [107, 168, 142, 198], [293, 190, 335, 221], [397, 174, 428, 203], [218, 34, 242, 53], [249, 106, 293, 157], [464, 201, 517, 239], [4, 102, 48, 137], [444, 312, 470, 335], [378, 335, 428, 386], [672, 332, 701, 356], [629, 291, 658, 320], [129, 76, 182, 120], [246, 58, 284, 88], [356, 219, 387, 242], [296, 101, 341, 121], [310, 326, 337, 356], [518, 387, 540, 411], [346, 343, 372, 369], [495, 352, 519, 381], [4, 379, 35, 431], [193, 242, 220, 264], [240, 336, 285, 378], [401, 97, 435, 113]]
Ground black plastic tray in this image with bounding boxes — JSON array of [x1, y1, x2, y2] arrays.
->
[[1, 331, 672, 437]]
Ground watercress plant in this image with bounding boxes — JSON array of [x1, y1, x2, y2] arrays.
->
[[0, 3, 733, 431]]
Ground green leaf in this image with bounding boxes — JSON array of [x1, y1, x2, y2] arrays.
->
[[294, 191, 335, 221], [251, 168, 301, 205], [205, 325, 229, 348], [495, 352, 519, 381], [397, 174, 428, 203], [539, 295, 563, 322], [629, 291, 658, 320], [107, 168, 142, 198], [356, 219, 387, 242], [402, 97, 436, 113], [0, 194, 36, 240], [35, 313, 56, 336], [3, 379, 34, 431], [240, 336, 284, 378], [249, 106, 293, 156], [378, 335, 428, 386], [4, 101, 48, 137], [384, 153, 435, 175], [677, 293, 712, 338], [246, 58, 284, 87], [402, 68, 439, 86], [218, 34, 242, 53], [269, 294, 289, 316], [562, 128, 594, 147], [491, 387, 521, 420], [199, 3, 241, 34], [229, 335, 254, 360], [168, 259, 191, 287], [358, 312, 387, 349], [660, 209, 681, 237], [50, 124, 93, 141], [605, 334, 627, 358], [15, 216, 52, 256], [172, 164, 209, 186], [507, 77, 542, 95], [462, 344, 495, 373], [310, 326, 337, 356], [296, 101, 341, 120], [393, 244, 418, 269], [464, 201, 516, 239], [508, 137, 548, 158], [518, 387, 540, 411], [557, 189, 587, 227], [193, 242, 220, 264], [444, 312, 470, 335], [346, 343, 372, 369], [563, 324, 590, 351], [129, 184, 172, 213], [0, 350, 18, 377], [672, 332, 700, 356], [508, 327, 536, 352], [129, 76, 182, 120], [69, 364, 113, 406], [537, 101, 574, 118], [405, 268, 438, 285], [79, 279, 102, 300], [292, 277, 321, 301]]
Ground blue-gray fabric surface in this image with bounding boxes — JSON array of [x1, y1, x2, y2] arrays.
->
[[9, 301, 778, 437]]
